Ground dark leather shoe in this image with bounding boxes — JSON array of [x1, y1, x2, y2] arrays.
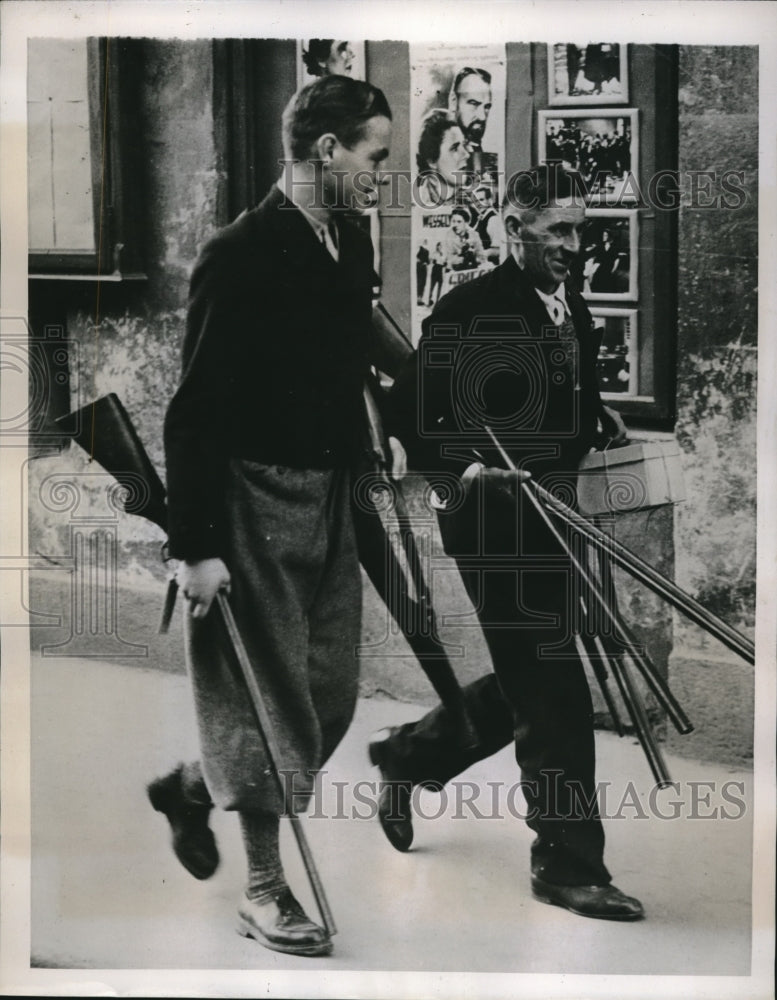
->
[[237, 888, 332, 956], [531, 876, 645, 921], [368, 728, 413, 852], [147, 765, 219, 880]]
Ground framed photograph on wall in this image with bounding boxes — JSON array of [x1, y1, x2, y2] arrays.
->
[[296, 39, 366, 87], [579, 208, 638, 300], [548, 43, 628, 105], [591, 307, 639, 397], [538, 108, 638, 204]]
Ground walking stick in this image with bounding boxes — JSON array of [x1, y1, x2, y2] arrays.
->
[[215, 592, 337, 937]]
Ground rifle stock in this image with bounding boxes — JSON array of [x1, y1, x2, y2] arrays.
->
[[55, 394, 168, 532], [370, 302, 413, 379]]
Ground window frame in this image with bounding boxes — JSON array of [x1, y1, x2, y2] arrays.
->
[[28, 37, 145, 279]]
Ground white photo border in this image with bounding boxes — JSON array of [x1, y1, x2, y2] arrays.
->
[[590, 305, 640, 398], [1, 6, 775, 1000], [582, 207, 638, 301], [538, 107, 639, 205], [548, 42, 629, 106]]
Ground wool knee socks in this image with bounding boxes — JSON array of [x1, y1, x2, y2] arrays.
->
[[238, 810, 287, 904]]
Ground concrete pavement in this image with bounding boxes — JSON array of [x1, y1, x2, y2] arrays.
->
[[28, 652, 753, 980]]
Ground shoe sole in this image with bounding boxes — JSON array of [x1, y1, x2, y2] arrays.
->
[[237, 919, 333, 956], [531, 890, 644, 921], [147, 782, 219, 880]]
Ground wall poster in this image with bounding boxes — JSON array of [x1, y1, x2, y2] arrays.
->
[[409, 43, 506, 345]]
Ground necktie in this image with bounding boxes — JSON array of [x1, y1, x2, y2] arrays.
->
[[320, 220, 339, 262], [542, 290, 578, 390], [548, 293, 567, 326]]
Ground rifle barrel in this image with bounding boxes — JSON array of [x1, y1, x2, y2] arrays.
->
[[533, 481, 754, 665]]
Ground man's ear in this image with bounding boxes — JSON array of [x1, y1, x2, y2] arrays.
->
[[503, 211, 521, 241], [315, 132, 338, 165]]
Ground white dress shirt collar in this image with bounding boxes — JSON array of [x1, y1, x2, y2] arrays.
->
[[534, 283, 570, 325], [276, 179, 338, 260]]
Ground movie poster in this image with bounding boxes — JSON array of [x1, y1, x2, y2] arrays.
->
[[296, 39, 366, 87], [409, 43, 506, 345]]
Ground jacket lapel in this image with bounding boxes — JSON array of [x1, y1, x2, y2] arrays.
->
[[495, 256, 560, 336], [262, 185, 339, 273]]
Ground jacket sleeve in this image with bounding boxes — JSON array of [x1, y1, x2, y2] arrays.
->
[[577, 295, 607, 418], [387, 292, 481, 481], [164, 236, 247, 561]]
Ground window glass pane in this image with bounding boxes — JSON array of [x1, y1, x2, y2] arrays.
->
[[28, 39, 95, 252]]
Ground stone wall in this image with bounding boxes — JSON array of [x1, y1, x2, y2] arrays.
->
[[674, 46, 758, 642], [29, 40, 222, 589]]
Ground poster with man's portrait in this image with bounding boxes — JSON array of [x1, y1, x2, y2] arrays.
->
[[409, 43, 506, 344], [548, 43, 629, 105]]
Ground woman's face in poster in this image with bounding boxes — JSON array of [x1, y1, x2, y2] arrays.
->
[[430, 125, 468, 184], [324, 40, 355, 76]]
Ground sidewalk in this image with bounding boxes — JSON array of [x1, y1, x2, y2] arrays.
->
[[29, 653, 752, 978]]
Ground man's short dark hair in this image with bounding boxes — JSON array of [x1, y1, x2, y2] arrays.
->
[[452, 66, 492, 94], [503, 163, 585, 215], [450, 205, 470, 222], [282, 75, 392, 160]]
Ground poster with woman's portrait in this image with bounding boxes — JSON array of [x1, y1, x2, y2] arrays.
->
[[296, 39, 366, 87], [409, 43, 506, 344]]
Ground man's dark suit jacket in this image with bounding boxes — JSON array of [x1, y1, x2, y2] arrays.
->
[[165, 185, 375, 561], [389, 253, 604, 489]]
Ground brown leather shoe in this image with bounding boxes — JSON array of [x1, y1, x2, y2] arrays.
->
[[237, 888, 332, 956], [369, 728, 414, 852], [531, 876, 645, 920], [147, 765, 219, 880]]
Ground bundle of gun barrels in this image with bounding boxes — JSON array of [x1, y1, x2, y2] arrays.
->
[[484, 426, 754, 789], [524, 469, 752, 788]]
